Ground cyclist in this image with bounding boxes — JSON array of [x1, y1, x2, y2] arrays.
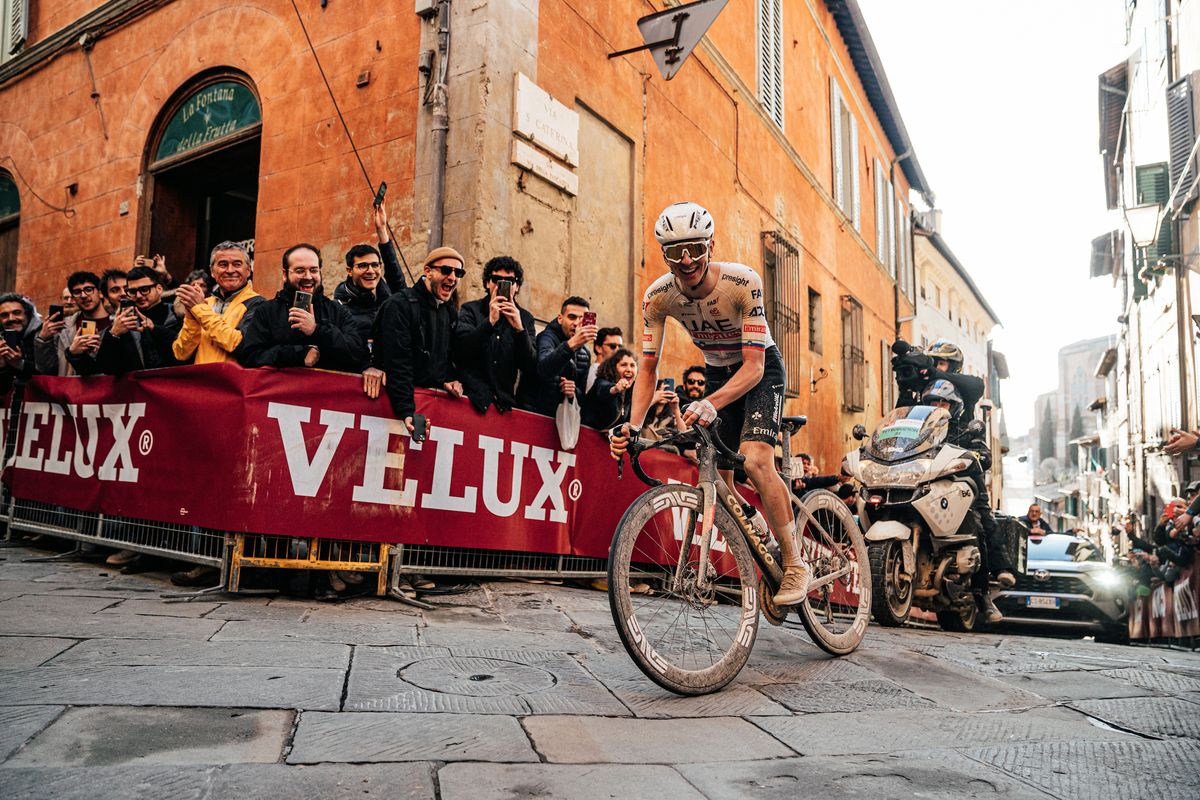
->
[[609, 201, 811, 607]]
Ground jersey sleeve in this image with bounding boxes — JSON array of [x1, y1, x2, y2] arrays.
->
[[739, 268, 770, 351], [640, 281, 668, 359]]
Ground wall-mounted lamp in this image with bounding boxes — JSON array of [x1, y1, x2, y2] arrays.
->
[[810, 366, 829, 394], [1123, 202, 1162, 249]]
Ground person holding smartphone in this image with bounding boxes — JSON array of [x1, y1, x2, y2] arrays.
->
[[97, 267, 182, 374], [34, 271, 110, 376], [519, 296, 597, 416], [452, 255, 536, 414], [235, 243, 367, 372], [0, 293, 41, 393]]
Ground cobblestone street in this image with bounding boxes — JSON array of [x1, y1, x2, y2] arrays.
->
[[1, 546, 1198, 799]]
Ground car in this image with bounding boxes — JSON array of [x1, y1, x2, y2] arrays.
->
[[994, 532, 1128, 639]]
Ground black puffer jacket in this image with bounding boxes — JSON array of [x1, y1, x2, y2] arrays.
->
[[371, 277, 459, 420], [520, 320, 590, 416], [453, 295, 536, 414], [235, 285, 367, 373], [96, 302, 182, 374]]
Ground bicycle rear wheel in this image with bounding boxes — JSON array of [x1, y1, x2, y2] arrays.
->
[[609, 484, 759, 696], [794, 489, 871, 655]]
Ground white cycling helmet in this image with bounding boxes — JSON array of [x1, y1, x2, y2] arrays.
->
[[654, 202, 715, 245]]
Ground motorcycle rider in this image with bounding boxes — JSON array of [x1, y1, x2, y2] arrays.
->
[[920, 379, 1013, 623]]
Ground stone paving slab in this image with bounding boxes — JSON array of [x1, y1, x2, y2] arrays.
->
[[0, 763, 436, 800], [997, 670, 1157, 701], [847, 646, 1049, 711], [203, 602, 313, 622], [211, 619, 420, 646], [44, 638, 351, 669], [417, 624, 607, 653], [758, 679, 935, 714], [0, 706, 63, 762], [677, 749, 1058, 799], [438, 763, 707, 800], [0, 665, 344, 710], [1069, 696, 1200, 739], [7, 707, 292, 766], [97, 598, 222, 618], [523, 716, 794, 763], [0, 637, 77, 668], [1096, 667, 1200, 694], [0, 610, 225, 641], [748, 705, 1133, 756], [0, 594, 124, 615], [965, 737, 1200, 800], [344, 646, 628, 715], [287, 712, 538, 763]]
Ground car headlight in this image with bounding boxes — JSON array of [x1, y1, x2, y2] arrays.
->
[[1093, 570, 1123, 589]]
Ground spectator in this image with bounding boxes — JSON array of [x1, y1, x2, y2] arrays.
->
[[453, 255, 536, 414], [1164, 427, 1199, 456], [97, 266, 181, 374], [100, 269, 128, 314], [173, 269, 214, 319], [791, 452, 847, 494], [1019, 504, 1053, 536], [521, 296, 595, 416], [585, 326, 623, 393], [236, 243, 366, 373], [365, 246, 465, 429], [1175, 482, 1200, 535], [583, 346, 637, 429], [0, 293, 41, 393], [680, 364, 706, 401], [173, 242, 263, 365], [34, 271, 109, 376], [60, 287, 78, 319]]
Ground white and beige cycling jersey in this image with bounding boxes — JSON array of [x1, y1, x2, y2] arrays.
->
[[641, 262, 776, 367]]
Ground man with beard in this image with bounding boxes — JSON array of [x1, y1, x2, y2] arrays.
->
[[365, 246, 465, 432], [236, 243, 366, 373], [521, 296, 596, 416], [680, 364, 706, 401], [0, 293, 41, 393], [452, 255, 536, 414], [97, 266, 182, 373], [100, 269, 128, 314], [35, 271, 109, 376], [173, 242, 263, 365], [335, 200, 407, 341]]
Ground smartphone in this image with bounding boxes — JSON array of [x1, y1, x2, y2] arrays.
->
[[119, 297, 136, 311], [80, 320, 97, 337], [411, 413, 428, 443], [293, 291, 313, 312], [661, 377, 675, 393], [582, 311, 597, 328], [373, 181, 388, 208], [48, 304, 64, 320], [496, 279, 513, 301], [2, 330, 21, 351]]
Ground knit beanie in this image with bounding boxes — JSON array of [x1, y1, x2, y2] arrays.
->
[[422, 246, 464, 269]]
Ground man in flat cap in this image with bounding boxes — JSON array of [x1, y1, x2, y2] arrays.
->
[[365, 245, 465, 432]]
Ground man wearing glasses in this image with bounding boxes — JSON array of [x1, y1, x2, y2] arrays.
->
[[366, 246, 465, 434], [610, 201, 813, 608], [236, 243, 366, 373], [173, 241, 263, 365], [680, 365, 706, 401], [34, 271, 109, 376], [98, 266, 182, 373]]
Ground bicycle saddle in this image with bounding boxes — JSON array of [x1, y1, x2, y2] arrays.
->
[[781, 415, 807, 429]]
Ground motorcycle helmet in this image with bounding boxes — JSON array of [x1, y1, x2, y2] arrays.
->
[[928, 339, 964, 373], [921, 379, 963, 419]]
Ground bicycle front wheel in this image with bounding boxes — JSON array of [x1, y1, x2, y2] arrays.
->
[[608, 484, 759, 696], [794, 489, 871, 655]]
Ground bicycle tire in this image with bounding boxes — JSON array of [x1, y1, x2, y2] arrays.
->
[[794, 489, 871, 655], [608, 483, 759, 696]]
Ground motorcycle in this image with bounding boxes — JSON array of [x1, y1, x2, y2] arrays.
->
[[842, 406, 988, 632]]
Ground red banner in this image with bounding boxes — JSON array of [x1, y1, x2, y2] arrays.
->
[[3, 364, 706, 562]]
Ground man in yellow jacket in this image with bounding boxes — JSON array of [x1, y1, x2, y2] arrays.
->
[[172, 241, 264, 364]]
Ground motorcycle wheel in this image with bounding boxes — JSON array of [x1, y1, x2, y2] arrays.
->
[[936, 604, 979, 632], [867, 540, 912, 627]]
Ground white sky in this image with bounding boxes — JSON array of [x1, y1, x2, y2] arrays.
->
[[856, 0, 1129, 434]]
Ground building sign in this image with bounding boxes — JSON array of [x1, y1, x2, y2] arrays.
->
[[0, 173, 18, 221], [154, 81, 261, 163], [513, 73, 579, 166]]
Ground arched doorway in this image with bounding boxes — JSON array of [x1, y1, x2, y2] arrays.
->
[[141, 71, 261, 282], [0, 170, 18, 293]]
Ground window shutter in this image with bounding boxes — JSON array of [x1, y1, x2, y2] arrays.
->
[[886, 180, 896, 278], [874, 159, 886, 257], [757, 0, 784, 128], [830, 78, 843, 209], [850, 116, 860, 230], [1165, 74, 1197, 212], [8, 0, 29, 55], [1134, 162, 1174, 269]]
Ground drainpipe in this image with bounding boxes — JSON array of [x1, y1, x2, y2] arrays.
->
[[428, 0, 452, 249]]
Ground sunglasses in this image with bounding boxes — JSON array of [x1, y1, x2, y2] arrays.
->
[[126, 284, 157, 296], [662, 240, 710, 264], [431, 265, 466, 278], [685, 378, 706, 386]]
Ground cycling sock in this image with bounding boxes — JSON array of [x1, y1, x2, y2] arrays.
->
[[780, 521, 803, 568]]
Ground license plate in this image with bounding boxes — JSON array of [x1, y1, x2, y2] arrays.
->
[[1027, 596, 1060, 609]]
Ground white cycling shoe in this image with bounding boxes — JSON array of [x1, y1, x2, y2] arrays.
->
[[773, 564, 810, 607]]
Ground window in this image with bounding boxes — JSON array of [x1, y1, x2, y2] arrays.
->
[[0, 170, 19, 292], [881, 339, 896, 411], [757, 0, 784, 128], [830, 78, 860, 229], [896, 200, 914, 300], [2, 0, 28, 64], [873, 158, 887, 258], [762, 231, 802, 396], [808, 288, 822, 355], [841, 296, 865, 412], [934, 285, 942, 308]]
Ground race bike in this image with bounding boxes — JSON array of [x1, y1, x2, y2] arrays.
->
[[842, 406, 988, 632]]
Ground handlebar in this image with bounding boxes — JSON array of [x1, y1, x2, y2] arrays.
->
[[614, 419, 746, 488]]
